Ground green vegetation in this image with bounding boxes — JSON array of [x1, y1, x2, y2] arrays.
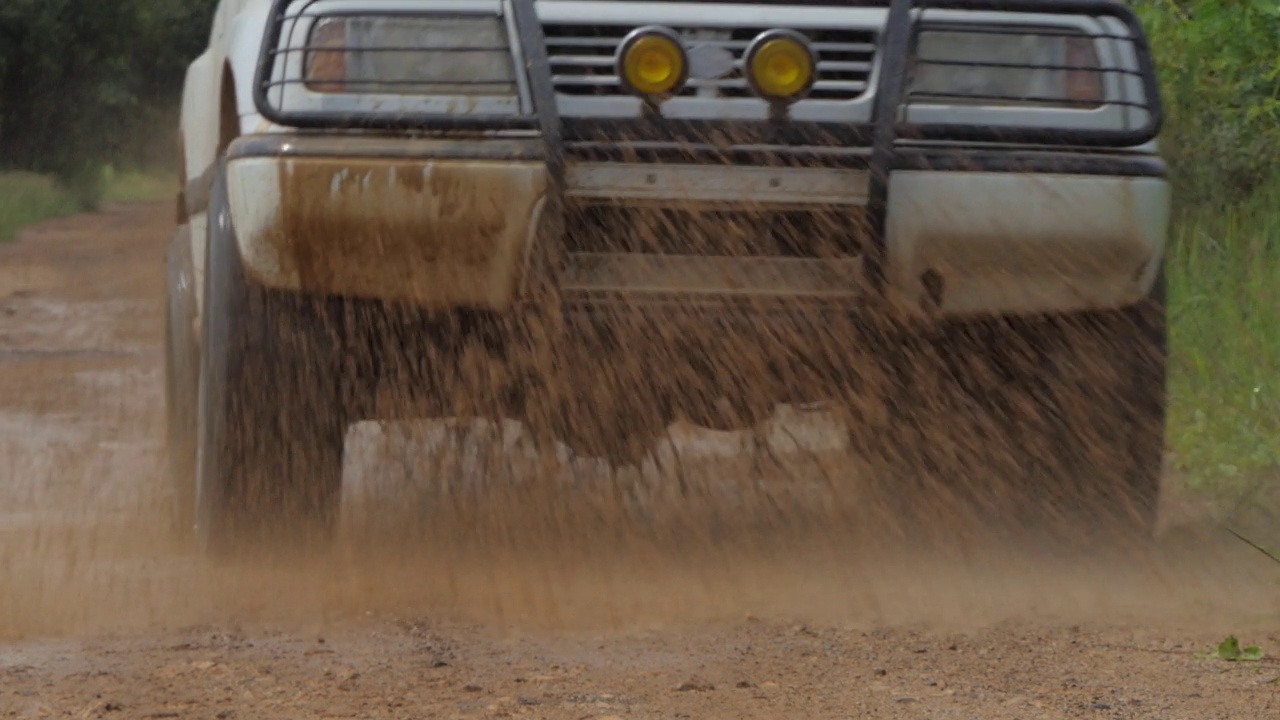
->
[[1167, 180, 1280, 494], [1136, 0, 1280, 204], [1198, 635, 1266, 662], [0, 168, 175, 242], [0, 173, 81, 243], [1136, 0, 1280, 494], [0, 1, 207, 239], [100, 167, 177, 205], [0, 0, 214, 206]]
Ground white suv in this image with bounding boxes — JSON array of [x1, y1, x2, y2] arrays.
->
[[165, 0, 1171, 555]]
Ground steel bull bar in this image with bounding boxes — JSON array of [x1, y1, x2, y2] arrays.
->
[[252, 0, 1164, 298]]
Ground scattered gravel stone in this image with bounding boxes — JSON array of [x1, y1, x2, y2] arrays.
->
[[676, 678, 715, 692]]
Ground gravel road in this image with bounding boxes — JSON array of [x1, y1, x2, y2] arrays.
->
[[0, 201, 1277, 719]]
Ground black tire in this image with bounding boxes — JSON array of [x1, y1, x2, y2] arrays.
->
[[851, 278, 1167, 542], [195, 162, 347, 558], [1049, 274, 1167, 537], [165, 226, 199, 538]]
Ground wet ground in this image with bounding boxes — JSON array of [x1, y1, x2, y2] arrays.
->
[[0, 201, 1278, 719]]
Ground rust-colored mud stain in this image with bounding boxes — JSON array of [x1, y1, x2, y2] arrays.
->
[[265, 158, 546, 307]]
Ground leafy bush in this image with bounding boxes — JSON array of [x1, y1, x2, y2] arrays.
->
[[0, 172, 79, 242], [1134, 0, 1280, 205], [1167, 175, 1280, 490], [1140, 0, 1280, 492], [0, 0, 215, 207]]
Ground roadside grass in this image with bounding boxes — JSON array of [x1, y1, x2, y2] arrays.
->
[[1167, 177, 1280, 504], [0, 172, 82, 243], [0, 168, 173, 242], [100, 166, 176, 204]]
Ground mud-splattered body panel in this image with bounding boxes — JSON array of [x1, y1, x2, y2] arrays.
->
[[226, 153, 547, 309], [221, 135, 1170, 318], [885, 171, 1170, 316]]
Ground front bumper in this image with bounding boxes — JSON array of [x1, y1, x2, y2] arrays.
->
[[225, 137, 549, 310], [886, 165, 1170, 316], [223, 134, 1170, 319]]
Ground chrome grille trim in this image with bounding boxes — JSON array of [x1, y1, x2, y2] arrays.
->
[[541, 23, 878, 101]]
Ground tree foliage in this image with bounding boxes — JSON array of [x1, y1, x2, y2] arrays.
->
[[0, 0, 217, 202], [1135, 0, 1280, 205]]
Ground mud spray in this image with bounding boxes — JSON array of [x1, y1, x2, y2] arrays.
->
[[0, 188, 1276, 651]]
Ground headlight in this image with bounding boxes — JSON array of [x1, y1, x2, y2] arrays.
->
[[909, 28, 1104, 109], [616, 27, 688, 98], [304, 15, 517, 96], [745, 30, 816, 103]]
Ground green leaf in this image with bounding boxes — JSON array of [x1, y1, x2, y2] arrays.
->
[[1217, 635, 1243, 660], [1240, 646, 1266, 662], [1213, 635, 1266, 662], [1251, 0, 1280, 19]]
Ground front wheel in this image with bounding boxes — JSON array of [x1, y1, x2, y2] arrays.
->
[[165, 226, 199, 538], [1040, 283, 1167, 537], [849, 284, 1166, 542], [195, 164, 347, 559]]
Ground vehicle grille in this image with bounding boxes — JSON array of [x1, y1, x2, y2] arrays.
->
[[542, 24, 877, 101]]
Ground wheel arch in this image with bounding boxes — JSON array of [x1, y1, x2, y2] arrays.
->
[[217, 63, 243, 158]]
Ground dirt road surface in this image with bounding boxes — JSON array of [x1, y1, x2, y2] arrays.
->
[[1, 201, 1278, 719]]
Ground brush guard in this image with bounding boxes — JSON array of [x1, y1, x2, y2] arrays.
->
[[252, 0, 1164, 295]]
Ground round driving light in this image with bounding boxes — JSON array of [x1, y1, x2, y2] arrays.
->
[[746, 30, 816, 102], [617, 26, 688, 98]]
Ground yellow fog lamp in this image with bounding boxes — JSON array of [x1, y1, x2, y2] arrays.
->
[[746, 30, 816, 103], [616, 26, 688, 99]]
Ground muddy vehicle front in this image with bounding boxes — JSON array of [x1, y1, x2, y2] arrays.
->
[[166, 0, 1170, 554]]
